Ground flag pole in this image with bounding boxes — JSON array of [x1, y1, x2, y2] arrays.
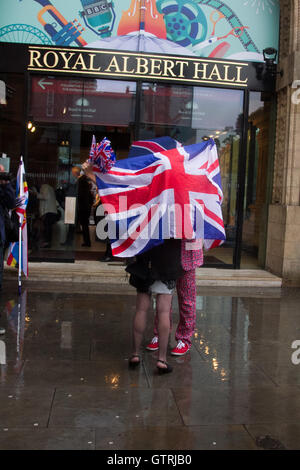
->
[[17, 298, 21, 357], [18, 156, 23, 296]]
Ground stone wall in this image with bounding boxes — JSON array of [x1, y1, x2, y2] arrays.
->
[[266, 0, 300, 284]]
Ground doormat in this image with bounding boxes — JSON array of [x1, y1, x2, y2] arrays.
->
[[29, 250, 74, 263], [203, 256, 227, 266], [75, 250, 105, 261]]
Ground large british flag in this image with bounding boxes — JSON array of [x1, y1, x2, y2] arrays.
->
[[92, 137, 225, 258]]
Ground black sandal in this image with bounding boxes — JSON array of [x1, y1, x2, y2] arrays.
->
[[128, 354, 141, 368], [157, 359, 173, 374]]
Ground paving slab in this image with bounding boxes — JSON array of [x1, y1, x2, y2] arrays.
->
[[18, 359, 148, 389], [0, 387, 54, 428], [49, 388, 182, 429], [172, 385, 300, 426], [0, 427, 95, 450], [246, 423, 300, 450], [95, 425, 258, 450]]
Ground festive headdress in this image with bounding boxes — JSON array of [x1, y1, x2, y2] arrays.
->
[[88, 135, 116, 174]]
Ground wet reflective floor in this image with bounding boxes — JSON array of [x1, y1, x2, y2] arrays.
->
[[0, 280, 300, 450]]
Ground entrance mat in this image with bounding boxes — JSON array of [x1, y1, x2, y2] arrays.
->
[[75, 250, 105, 261], [203, 256, 227, 266], [29, 250, 74, 263]]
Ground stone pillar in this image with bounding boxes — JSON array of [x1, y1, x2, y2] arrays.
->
[[266, 0, 300, 284]]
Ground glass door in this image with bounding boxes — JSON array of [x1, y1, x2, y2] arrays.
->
[[27, 75, 136, 262], [138, 82, 244, 267], [240, 91, 274, 268]]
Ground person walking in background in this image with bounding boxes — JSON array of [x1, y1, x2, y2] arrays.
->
[[146, 239, 203, 356], [34, 183, 58, 248], [71, 166, 94, 247], [0, 164, 16, 291], [93, 195, 114, 262], [60, 166, 78, 247], [0, 164, 16, 334]]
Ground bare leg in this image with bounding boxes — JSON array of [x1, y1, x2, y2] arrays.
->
[[156, 293, 173, 369], [131, 292, 151, 362], [153, 305, 173, 338]]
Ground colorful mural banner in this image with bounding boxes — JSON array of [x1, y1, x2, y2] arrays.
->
[[0, 0, 279, 62]]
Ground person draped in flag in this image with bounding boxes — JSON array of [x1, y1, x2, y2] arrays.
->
[[0, 163, 16, 334], [82, 135, 225, 373], [0, 164, 16, 294], [128, 138, 204, 357], [6, 158, 29, 280]]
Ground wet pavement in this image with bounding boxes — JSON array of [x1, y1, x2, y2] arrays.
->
[[0, 280, 300, 450]]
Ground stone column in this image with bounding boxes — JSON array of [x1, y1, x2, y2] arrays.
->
[[266, 0, 300, 284]]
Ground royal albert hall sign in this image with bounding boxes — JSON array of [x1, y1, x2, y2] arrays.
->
[[27, 45, 252, 89]]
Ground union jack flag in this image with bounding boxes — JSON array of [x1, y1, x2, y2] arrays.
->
[[7, 158, 29, 276], [89, 135, 116, 175], [94, 137, 225, 258]]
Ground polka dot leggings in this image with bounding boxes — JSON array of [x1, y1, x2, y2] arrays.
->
[[154, 269, 196, 347]]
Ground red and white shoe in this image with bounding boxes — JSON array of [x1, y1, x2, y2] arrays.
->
[[146, 336, 159, 351], [171, 340, 190, 356]]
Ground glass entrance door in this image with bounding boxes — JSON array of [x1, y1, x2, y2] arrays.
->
[[240, 91, 274, 268], [27, 75, 136, 262], [138, 83, 244, 267]]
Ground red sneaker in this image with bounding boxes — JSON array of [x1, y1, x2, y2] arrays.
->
[[146, 336, 159, 351], [171, 340, 190, 356]]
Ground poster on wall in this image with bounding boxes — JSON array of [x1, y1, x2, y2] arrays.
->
[[0, 0, 279, 62]]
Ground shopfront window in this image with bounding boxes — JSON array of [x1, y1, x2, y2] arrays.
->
[[0, 73, 24, 176], [27, 76, 136, 262], [139, 83, 244, 267], [25, 75, 263, 268]]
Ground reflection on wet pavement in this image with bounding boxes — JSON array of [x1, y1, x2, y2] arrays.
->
[[0, 281, 300, 449]]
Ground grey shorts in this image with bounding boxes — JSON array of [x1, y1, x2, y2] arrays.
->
[[149, 280, 175, 295]]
